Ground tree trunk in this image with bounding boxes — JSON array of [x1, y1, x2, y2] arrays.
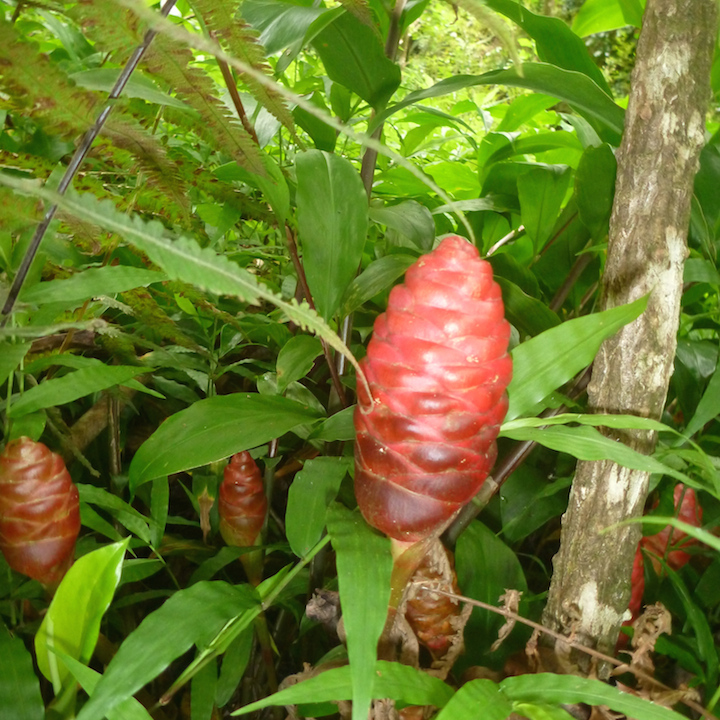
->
[[542, 0, 717, 667]]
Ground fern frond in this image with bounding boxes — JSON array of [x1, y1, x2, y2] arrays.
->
[[193, 0, 296, 136], [69, 0, 144, 61], [0, 19, 97, 138], [103, 120, 190, 219], [143, 36, 265, 176], [0, 175, 367, 388], [0, 188, 42, 233]]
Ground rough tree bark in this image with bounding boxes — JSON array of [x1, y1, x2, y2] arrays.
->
[[542, 0, 717, 666]]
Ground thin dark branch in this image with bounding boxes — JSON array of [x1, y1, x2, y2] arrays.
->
[[423, 586, 716, 720], [549, 247, 594, 313], [284, 225, 347, 407], [0, 0, 178, 325], [216, 54, 260, 146]]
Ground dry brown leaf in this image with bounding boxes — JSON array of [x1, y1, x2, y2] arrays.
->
[[491, 589, 523, 652]]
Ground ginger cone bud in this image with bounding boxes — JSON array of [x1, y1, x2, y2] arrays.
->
[[354, 236, 512, 542], [218, 451, 267, 585], [0, 437, 80, 587]]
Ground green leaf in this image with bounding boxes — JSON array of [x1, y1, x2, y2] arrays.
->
[[296, 150, 369, 321], [76, 582, 259, 720], [9, 365, 152, 418], [312, 12, 401, 109], [309, 405, 356, 442], [684, 258, 720, 285], [216, 630, 253, 707], [276, 335, 323, 394], [150, 477, 169, 548], [326, 505, 392, 720], [501, 412, 673, 434], [483, 0, 611, 94], [242, 0, 329, 54], [572, 0, 644, 37], [54, 654, 153, 720], [77, 485, 153, 544], [70, 68, 189, 109], [286, 458, 349, 557], [340, 254, 415, 317], [35, 539, 129, 693], [293, 92, 337, 152], [506, 295, 648, 421], [518, 166, 572, 252], [484, 132, 583, 167], [456, 521, 527, 660], [684, 357, 720, 438], [191, 657, 217, 720], [575, 144, 617, 240], [495, 277, 560, 337], [369, 201, 435, 251], [231, 660, 454, 714], [369, 64, 625, 143], [435, 679, 513, 720], [511, 703, 575, 720], [0, 341, 30, 386], [501, 673, 686, 720], [499, 425, 689, 482], [0, 625, 44, 720], [129, 393, 323, 490]]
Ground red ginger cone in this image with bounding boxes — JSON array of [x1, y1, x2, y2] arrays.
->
[[219, 452, 267, 549], [354, 236, 512, 542], [642, 484, 702, 573], [0, 437, 80, 587]]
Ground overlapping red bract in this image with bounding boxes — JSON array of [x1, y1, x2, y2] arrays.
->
[[218, 451, 267, 548], [642, 484, 702, 573], [0, 437, 80, 586], [354, 236, 512, 542]]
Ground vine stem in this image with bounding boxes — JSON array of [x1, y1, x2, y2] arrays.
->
[[0, 0, 178, 325]]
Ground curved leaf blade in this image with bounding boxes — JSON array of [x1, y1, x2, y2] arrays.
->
[[76, 582, 259, 720], [326, 505, 392, 720], [435, 679, 513, 720], [9, 366, 151, 418], [129, 393, 323, 490], [506, 295, 648, 421], [369, 64, 624, 143], [0, 625, 44, 720], [501, 673, 686, 720], [35, 539, 130, 693], [231, 660, 454, 715], [296, 150, 369, 321]]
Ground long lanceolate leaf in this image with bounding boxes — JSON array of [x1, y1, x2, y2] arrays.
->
[[0, 175, 368, 390], [368, 64, 624, 141], [506, 294, 649, 421], [326, 505, 392, 720], [0, 625, 44, 720], [75, 582, 259, 720]]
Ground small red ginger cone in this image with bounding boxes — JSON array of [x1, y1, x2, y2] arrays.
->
[[219, 451, 267, 584], [0, 437, 80, 587], [354, 236, 512, 542], [642, 484, 702, 573]]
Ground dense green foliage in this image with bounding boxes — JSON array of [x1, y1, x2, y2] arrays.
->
[[1, 1, 720, 719]]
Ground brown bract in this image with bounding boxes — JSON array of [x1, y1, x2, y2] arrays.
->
[[218, 451, 267, 548], [0, 437, 80, 587], [354, 236, 512, 542]]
